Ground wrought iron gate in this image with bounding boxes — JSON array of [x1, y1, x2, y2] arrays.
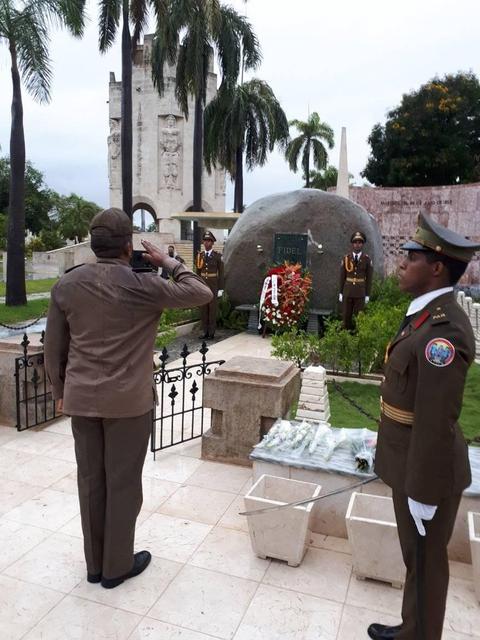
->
[[151, 342, 224, 453], [15, 332, 57, 431]]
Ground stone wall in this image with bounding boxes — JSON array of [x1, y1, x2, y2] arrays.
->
[[349, 183, 480, 284]]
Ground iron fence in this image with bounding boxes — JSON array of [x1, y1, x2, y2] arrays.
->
[[151, 342, 224, 454]]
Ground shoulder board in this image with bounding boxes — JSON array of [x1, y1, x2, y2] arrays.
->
[[431, 306, 450, 325], [64, 263, 85, 274], [412, 310, 430, 330]]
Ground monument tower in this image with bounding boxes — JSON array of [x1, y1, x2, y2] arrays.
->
[[108, 35, 226, 240]]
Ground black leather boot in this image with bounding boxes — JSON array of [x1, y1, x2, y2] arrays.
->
[[367, 623, 402, 639], [101, 550, 152, 589]]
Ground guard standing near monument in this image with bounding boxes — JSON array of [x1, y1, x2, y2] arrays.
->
[[196, 230, 224, 339], [369, 212, 480, 640], [338, 231, 373, 330], [44, 208, 212, 589]]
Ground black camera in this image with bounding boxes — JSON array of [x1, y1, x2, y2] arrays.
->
[[131, 250, 156, 273]]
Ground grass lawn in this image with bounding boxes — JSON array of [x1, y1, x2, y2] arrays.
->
[[0, 278, 57, 297], [0, 299, 50, 325], [328, 363, 480, 443]]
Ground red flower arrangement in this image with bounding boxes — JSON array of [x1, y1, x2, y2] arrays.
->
[[260, 262, 312, 332]]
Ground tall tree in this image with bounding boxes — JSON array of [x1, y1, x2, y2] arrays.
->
[[285, 112, 334, 188], [54, 193, 101, 243], [362, 72, 480, 187], [204, 79, 289, 212], [151, 0, 261, 248], [0, 0, 85, 305], [98, 0, 167, 218]]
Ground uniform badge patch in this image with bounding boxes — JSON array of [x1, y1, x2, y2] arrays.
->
[[425, 338, 455, 367]]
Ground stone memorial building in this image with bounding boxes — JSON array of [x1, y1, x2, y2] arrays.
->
[[108, 34, 226, 240]]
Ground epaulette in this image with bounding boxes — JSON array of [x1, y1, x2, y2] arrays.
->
[[431, 305, 449, 324], [412, 309, 430, 329], [64, 263, 85, 274]]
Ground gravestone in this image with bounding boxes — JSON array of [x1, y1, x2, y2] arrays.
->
[[273, 233, 308, 268]]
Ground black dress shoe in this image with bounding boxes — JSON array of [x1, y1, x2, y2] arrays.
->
[[198, 333, 209, 340], [87, 572, 101, 584], [367, 623, 402, 639], [101, 551, 152, 589]]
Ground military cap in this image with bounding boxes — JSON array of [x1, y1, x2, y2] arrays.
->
[[402, 212, 480, 263], [203, 230, 216, 242], [90, 208, 133, 258], [351, 231, 366, 243]]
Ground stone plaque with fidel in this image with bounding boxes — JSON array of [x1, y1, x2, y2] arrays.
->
[[273, 233, 308, 267]]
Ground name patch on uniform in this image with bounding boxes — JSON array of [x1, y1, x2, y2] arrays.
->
[[425, 338, 455, 367]]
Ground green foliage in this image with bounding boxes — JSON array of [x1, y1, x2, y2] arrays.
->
[[26, 229, 65, 256], [271, 327, 321, 368], [362, 71, 480, 186], [285, 113, 335, 187], [370, 274, 410, 307], [308, 165, 354, 190], [0, 277, 57, 297], [155, 327, 177, 349], [53, 193, 101, 242], [0, 157, 56, 234], [216, 293, 247, 330]]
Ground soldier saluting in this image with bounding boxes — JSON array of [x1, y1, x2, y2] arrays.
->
[[368, 212, 480, 640], [195, 230, 224, 340], [339, 231, 374, 330]]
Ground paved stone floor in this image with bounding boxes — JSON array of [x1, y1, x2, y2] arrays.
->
[[0, 333, 479, 639]]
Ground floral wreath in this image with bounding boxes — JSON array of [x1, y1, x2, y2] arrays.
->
[[259, 262, 312, 332]]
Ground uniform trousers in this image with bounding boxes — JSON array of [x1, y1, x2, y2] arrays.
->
[[393, 489, 461, 640], [342, 296, 365, 330], [200, 291, 218, 336], [71, 411, 151, 579]]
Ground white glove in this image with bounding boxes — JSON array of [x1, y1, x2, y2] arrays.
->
[[217, 289, 224, 298], [338, 293, 343, 302], [408, 497, 437, 536], [365, 296, 370, 304]]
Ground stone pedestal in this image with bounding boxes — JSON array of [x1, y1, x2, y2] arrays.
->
[[202, 356, 301, 466]]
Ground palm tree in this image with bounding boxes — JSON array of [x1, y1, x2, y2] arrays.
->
[[285, 112, 334, 188], [204, 79, 289, 212], [0, 0, 85, 306], [151, 0, 261, 249]]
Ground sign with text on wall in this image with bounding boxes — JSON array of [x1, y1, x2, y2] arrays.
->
[[273, 233, 308, 268]]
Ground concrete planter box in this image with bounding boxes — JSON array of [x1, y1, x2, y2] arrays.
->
[[468, 512, 480, 602], [346, 492, 405, 588], [244, 474, 321, 567]]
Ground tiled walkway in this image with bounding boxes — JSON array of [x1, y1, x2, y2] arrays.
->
[[0, 333, 478, 639]]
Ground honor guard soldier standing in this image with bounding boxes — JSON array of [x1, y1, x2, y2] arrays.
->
[[339, 231, 374, 330], [195, 230, 224, 339], [369, 212, 480, 640]]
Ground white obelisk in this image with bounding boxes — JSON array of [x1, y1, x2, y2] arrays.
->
[[336, 127, 349, 199]]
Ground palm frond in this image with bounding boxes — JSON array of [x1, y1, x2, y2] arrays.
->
[[311, 138, 328, 170], [285, 135, 304, 173], [15, 5, 52, 102], [98, 0, 120, 52], [30, 0, 86, 37], [130, 0, 149, 47]]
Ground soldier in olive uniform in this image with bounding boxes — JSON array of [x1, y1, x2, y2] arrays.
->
[[195, 230, 224, 339], [368, 212, 480, 640], [44, 209, 212, 590], [339, 231, 374, 330]]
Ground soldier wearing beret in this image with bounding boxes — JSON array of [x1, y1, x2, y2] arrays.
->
[[44, 208, 212, 589], [368, 212, 480, 640], [339, 231, 374, 330], [195, 230, 224, 339]]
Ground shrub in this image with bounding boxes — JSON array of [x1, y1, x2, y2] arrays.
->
[[216, 292, 247, 330], [271, 327, 321, 368]]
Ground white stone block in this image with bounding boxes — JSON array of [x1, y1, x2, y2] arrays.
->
[[468, 511, 480, 603], [346, 492, 405, 589], [301, 383, 326, 395], [298, 400, 328, 411], [296, 408, 330, 421], [302, 366, 326, 381], [244, 474, 321, 567], [298, 391, 328, 403]]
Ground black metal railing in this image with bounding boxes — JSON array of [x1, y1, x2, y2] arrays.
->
[[15, 331, 57, 431], [151, 342, 224, 454]]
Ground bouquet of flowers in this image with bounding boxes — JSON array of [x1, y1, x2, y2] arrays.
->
[[349, 429, 377, 472], [259, 262, 312, 332]]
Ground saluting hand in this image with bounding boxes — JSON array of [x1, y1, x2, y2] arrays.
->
[[141, 240, 171, 268]]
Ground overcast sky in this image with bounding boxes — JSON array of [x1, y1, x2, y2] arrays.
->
[[1, 0, 479, 212]]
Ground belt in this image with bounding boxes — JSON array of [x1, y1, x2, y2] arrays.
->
[[380, 397, 414, 426], [346, 277, 365, 284], [201, 273, 218, 278]]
